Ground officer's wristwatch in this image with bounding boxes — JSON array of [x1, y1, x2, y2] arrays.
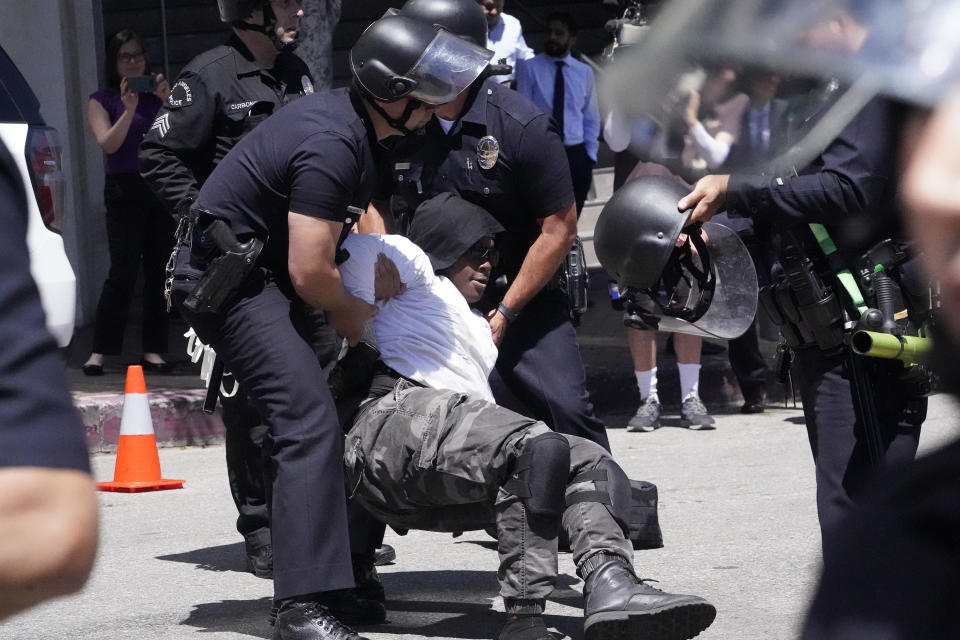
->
[[497, 302, 519, 324]]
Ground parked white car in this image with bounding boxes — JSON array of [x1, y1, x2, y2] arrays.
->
[[0, 45, 75, 347]]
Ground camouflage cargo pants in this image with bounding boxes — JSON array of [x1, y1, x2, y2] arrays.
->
[[343, 380, 633, 613]]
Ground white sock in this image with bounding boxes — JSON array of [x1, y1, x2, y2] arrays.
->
[[678, 363, 701, 400], [635, 367, 658, 402]]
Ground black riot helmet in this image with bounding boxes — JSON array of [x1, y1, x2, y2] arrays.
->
[[217, 0, 265, 23], [350, 14, 492, 105], [218, 0, 298, 52], [595, 175, 758, 339], [399, 0, 489, 47]]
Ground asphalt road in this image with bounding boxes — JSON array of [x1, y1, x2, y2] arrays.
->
[[4, 395, 958, 640]]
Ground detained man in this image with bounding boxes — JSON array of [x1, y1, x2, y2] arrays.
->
[[335, 193, 716, 640]]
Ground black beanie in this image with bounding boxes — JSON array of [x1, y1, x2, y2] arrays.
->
[[407, 192, 504, 271]]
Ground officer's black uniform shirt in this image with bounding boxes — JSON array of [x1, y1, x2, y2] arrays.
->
[[0, 146, 89, 472], [194, 87, 378, 270], [140, 34, 314, 216], [383, 78, 574, 285], [725, 96, 906, 263]]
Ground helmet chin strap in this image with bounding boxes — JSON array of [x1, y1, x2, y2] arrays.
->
[[233, 3, 298, 53], [365, 95, 424, 136]]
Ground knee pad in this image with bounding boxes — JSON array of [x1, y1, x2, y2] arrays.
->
[[503, 432, 571, 520]]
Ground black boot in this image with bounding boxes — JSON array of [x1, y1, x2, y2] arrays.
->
[[581, 555, 716, 640], [272, 600, 371, 640], [497, 615, 554, 640], [373, 543, 396, 566], [245, 541, 273, 579], [352, 553, 386, 603], [270, 589, 386, 628]]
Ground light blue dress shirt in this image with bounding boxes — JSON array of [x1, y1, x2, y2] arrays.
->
[[487, 13, 534, 86], [515, 52, 601, 161]]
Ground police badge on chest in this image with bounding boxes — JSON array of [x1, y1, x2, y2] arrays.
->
[[477, 135, 499, 170]]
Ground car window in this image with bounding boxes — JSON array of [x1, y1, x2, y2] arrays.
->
[[0, 45, 42, 124]]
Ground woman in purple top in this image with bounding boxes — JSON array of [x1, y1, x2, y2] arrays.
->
[[83, 30, 176, 375]]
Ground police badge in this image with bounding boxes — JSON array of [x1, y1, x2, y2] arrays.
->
[[477, 135, 499, 170], [301, 75, 314, 95]]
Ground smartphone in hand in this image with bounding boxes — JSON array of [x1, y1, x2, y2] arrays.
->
[[126, 75, 156, 94]]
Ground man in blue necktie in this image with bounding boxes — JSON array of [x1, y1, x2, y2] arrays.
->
[[516, 12, 600, 214]]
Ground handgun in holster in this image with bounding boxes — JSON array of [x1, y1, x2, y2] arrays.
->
[[183, 219, 264, 315], [563, 236, 589, 323]]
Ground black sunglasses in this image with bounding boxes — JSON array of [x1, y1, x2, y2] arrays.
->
[[464, 241, 499, 266]]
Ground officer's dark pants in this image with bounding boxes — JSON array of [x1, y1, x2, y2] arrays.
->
[[491, 290, 610, 451], [221, 388, 271, 550], [728, 236, 770, 399], [222, 310, 340, 552], [793, 347, 923, 567], [565, 143, 595, 215], [175, 262, 352, 599], [729, 318, 768, 399], [801, 436, 960, 640], [92, 175, 174, 355]]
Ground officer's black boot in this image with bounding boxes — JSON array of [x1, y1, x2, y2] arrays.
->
[[581, 553, 716, 640], [272, 597, 372, 640], [245, 541, 273, 579], [352, 553, 386, 603], [497, 614, 554, 640]]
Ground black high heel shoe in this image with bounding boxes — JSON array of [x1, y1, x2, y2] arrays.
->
[[139, 359, 175, 374], [81, 363, 104, 376]]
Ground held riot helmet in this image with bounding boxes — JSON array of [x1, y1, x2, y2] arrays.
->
[[595, 175, 758, 339], [350, 14, 492, 105]]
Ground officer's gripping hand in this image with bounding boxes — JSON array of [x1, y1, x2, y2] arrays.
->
[[328, 295, 379, 347], [373, 253, 406, 301], [486, 308, 508, 347], [678, 174, 729, 224]]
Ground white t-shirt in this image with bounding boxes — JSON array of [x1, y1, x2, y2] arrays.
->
[[339, 234, 498, 402], [487, 12, 534, 85]]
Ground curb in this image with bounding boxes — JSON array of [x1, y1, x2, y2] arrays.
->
[[76, 389, 225, 453]]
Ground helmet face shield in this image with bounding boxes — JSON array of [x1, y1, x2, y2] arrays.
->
[[623, 222, 758, 339], [405, 30, 493, 104]]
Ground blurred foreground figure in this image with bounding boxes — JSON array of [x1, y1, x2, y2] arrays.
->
[[0, 143, 98, 620], [803, 91, 960, 640]]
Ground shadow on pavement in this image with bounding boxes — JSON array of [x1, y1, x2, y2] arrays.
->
[[181, 597, 273, 638], [157, 541, 249, 574], [175, 567, 586, 639]]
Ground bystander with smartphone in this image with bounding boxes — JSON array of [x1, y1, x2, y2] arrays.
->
[[83, 29, 175, 376]]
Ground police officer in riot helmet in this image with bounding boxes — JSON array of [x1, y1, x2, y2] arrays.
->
[[600, 0, 930, 566], [140, 0, 314, 581], [168, 15, 492, 640], [365, 0, 613, 454]]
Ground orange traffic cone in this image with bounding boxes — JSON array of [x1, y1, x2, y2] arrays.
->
[[96, 365, 184, 493]]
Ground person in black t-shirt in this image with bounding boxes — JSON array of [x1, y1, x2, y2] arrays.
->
[[141, 0, 323, 579], [170, 15, 492, 640]]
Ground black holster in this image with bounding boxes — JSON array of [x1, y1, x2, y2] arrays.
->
[[759, 232, 846, 353], [183, 219, 264, 315]]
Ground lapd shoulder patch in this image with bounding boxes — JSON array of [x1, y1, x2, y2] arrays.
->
[[167, 80, 193, 108]]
